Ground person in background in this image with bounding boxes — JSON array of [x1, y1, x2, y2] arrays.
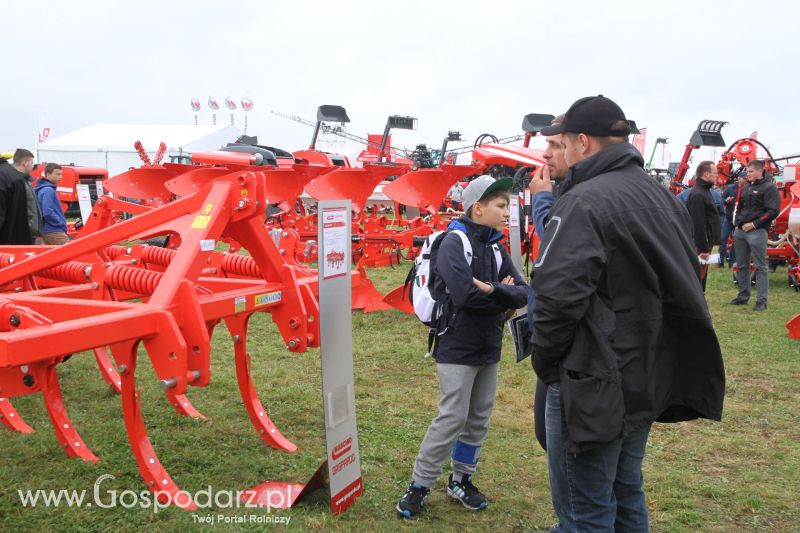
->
[[719, 174, 746, 267], [730, 159, 780, 311], [686, 161, 721, 291], [35, 163, 69, 245], [447, 180, 464, 210], [0, 149, 35, 244]]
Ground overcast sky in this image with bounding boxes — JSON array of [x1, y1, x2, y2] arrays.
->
[[3, 0, 798, 169]]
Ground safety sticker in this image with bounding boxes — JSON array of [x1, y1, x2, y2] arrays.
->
[[200, 239, 215, 252], [234, 296, 246, 313], [191, 215, 211, 229], [202, 203, 214, 215], [254, 291, 282, 307]]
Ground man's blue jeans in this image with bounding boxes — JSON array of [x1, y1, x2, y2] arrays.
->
[[545, 383, 650, 532], [719, 217, 735, 265]]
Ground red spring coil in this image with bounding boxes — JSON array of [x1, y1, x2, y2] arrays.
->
[[0, 253, 15, 268], [106, 244, 261, 278], [40, 261, 91, 284], [221, 253, 261, 278], [138, 245, 177, 267], [103, 246, 128, 259], [105, 264, 163, 294]]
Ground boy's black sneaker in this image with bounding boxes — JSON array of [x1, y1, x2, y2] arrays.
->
[[447, 474, 488, 510], [396, 483, 430, 519]]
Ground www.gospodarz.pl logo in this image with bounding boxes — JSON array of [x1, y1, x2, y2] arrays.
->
[[17, 474, 298, 514]]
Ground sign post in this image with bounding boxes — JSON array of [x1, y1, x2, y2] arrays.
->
[[244, 200, 363, 515], [508, 194, 523, 275], [317, 200, 363, 515]]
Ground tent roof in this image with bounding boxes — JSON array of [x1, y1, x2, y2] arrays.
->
[[39, 123, 242, 152]]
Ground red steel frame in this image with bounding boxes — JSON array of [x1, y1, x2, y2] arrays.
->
[[0, 168, 333, 509]]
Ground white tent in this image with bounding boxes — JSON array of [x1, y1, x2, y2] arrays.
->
[[37, 124, 243, 177]]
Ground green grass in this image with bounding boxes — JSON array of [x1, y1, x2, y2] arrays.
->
[[1, 263, 799, 532]]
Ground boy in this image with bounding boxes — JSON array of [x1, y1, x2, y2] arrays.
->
[[396, 175, 528, 519], [34, 163, 69, 245]]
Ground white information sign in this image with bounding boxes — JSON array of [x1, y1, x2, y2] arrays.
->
[[76, 183, 93, 224], [321, 207, 348, 280], [509, 195, 520, 227]]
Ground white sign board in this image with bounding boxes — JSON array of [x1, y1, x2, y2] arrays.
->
[[509, 195, 520, 228], [508, 195, 523, 275], [95, 181, 105, 198], [75, 183, 93, 224], [317, 201, 363, 515], [321, 207, 348, 280]]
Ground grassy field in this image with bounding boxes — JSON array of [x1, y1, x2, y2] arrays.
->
[[0, 263, 798, 533]]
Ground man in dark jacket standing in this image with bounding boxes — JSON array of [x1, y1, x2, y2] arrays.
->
[[531, 95, 725, 532], [686, 160, 722, 290], [0, 149, 35, 245], [730, 160, 780, 311]]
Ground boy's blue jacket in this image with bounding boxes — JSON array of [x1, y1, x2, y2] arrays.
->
[[34, 179, 67, 233], [429, 215, 527, 365]]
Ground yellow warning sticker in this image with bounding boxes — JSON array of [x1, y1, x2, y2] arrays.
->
[[191, 215, 211, 229], [241, 189, 248, 197], [202, 203, 214, 215]]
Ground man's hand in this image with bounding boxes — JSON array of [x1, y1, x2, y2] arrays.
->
[[529, 164, 553, 197], [743, 221, 757, 232], [473, 277, 494, 294], [699, 252, 710, 262]]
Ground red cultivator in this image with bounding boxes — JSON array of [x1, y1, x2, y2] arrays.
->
[[0, 167, 346, 508]]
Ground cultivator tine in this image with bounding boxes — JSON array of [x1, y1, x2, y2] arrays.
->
[[165, 391, 207, 420], [41, 364, 99, 463], [118, 344, 197, 510], [0, 397, 35, 434], [226, 316, 297, 452], [93, 346, 122, 394]]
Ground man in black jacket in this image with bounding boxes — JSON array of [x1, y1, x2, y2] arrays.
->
[[686, 160, 722, 291], [0, 150, 35, 245], [730, 160, 780, 311], [531, 95, 725, 532]]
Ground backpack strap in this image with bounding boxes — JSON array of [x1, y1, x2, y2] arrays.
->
[[451, 229, 473, 266], [492, 243, 503, 274]]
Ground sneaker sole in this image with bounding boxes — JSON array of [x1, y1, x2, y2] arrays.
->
[[447, 487, 487, 511], [395, 504, 420, 519]]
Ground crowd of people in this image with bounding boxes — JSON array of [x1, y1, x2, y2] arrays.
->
[[0, 149, 69, 246], [396, 95, 783, 532]]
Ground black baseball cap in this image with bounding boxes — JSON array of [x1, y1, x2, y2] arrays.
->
[[540, 95, 631, 137]]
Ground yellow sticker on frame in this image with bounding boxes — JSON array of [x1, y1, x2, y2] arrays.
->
[[191, 215, 211, 229]]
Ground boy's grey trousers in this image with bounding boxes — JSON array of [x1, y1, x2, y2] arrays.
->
[[412, 362, 499, 487]]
